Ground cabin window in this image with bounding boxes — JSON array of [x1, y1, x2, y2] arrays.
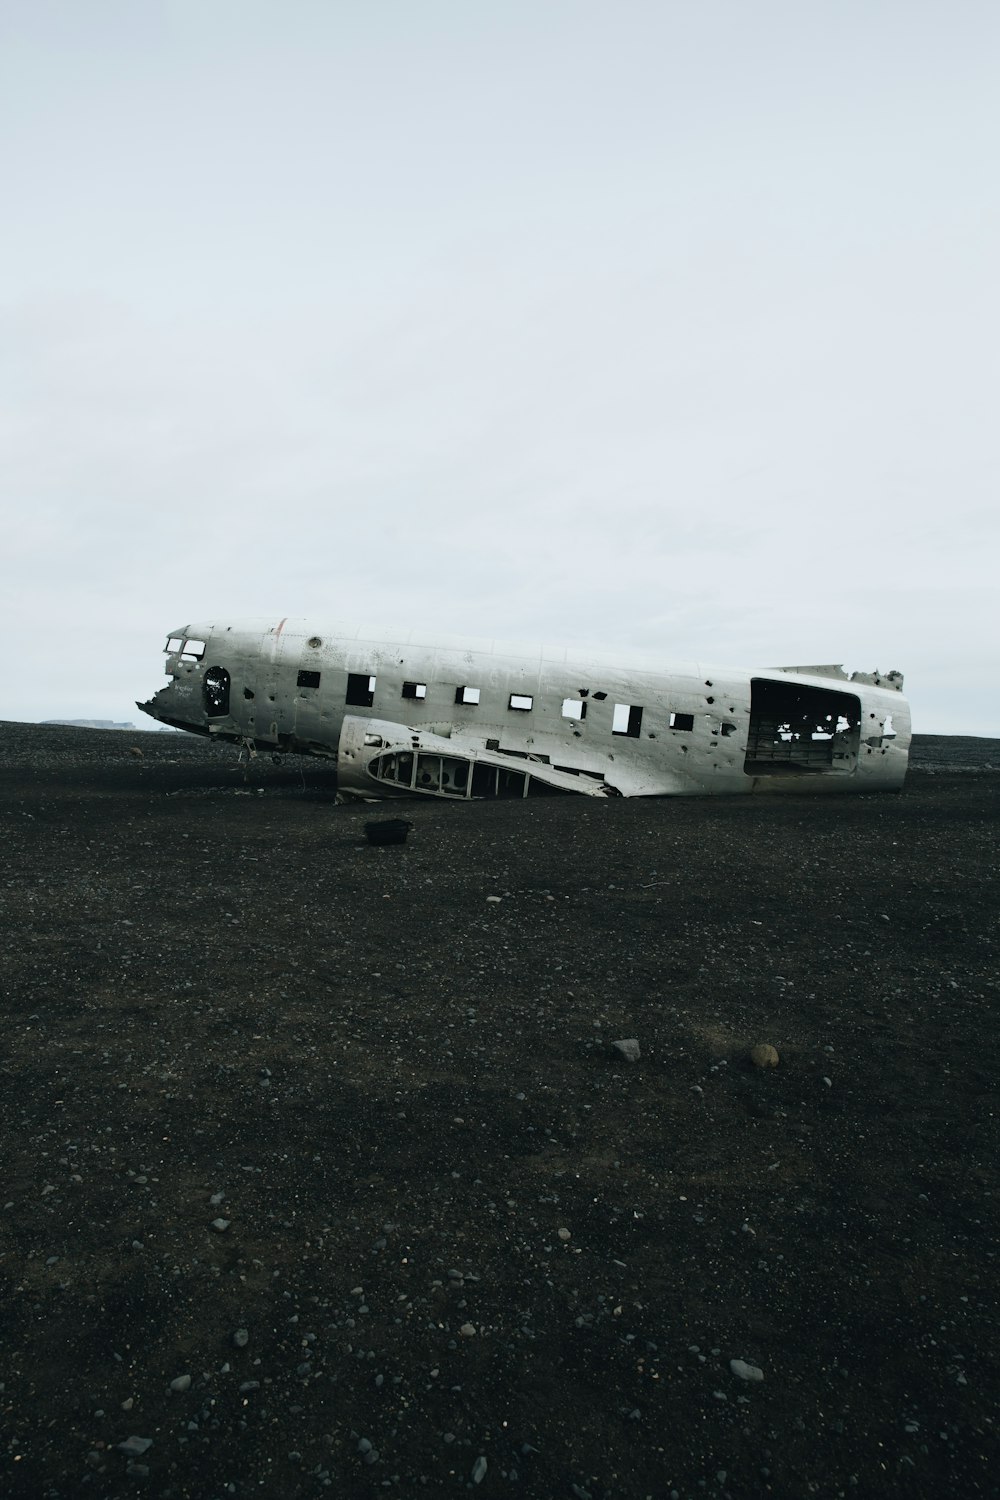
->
[[612, 703, 643, 737], [456, 685, 481, 705], [669, 711, 694, 731], [346, 672, 376, 707], [509, 693, 533, 712], [297, 669, 321, 689], [561, 698, 586, 721], [402, 681, 427, 700]]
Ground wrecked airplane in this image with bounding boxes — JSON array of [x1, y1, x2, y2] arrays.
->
[[138, 619, 910, 800]]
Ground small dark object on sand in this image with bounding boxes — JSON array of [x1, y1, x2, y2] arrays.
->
[[365, 818, 414, 846]]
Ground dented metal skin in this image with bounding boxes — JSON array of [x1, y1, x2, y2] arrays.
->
[[137, 618, 911, 800]]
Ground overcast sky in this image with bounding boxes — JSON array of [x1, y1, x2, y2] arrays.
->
[[2, 0, 997, 733]]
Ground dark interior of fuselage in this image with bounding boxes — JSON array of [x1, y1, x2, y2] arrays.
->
[[744, 678, 861, 775]]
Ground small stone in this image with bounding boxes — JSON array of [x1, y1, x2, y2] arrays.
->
[[233, 1328, 249, 1348], [117, 1436, 153, 1456], [357, 1438, 373, 1455], [730, 1358, 764, 1382], [611, 1038, 640, 1063], [211, 1218, 231, 1232], [459, 1323, 477, 1337], [120, 1397, 134, 1411], [472, 1455, 488, 1483], [485, 896, 502, 903], [170, 1374, 191, 1392], [749, 1044, 779, 1068], [557, 1227, 571, 1241], [209, 1192, 225, 1206]]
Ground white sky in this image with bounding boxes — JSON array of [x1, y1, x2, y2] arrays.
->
[[2, 0, 997, 733]]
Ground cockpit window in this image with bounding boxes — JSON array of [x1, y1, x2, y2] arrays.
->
[[180, 639, 206, 660], [166, 637, 183, 654]]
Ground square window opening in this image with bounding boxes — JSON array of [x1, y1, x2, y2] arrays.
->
[[456, 685, 481, 706], [669, 711, 694, 731], [297, 669, 321, 689], [561, 698, 586, 721], [612, 703, 643, 737], [402, 681, 427, 700], [509, 693, 533, 712], [346, 672, 376, 707]]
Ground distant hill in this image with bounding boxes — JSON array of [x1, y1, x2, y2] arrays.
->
[[41, 719, 136, 730]]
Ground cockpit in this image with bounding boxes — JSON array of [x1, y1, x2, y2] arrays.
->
[[165, 634, 206, 662]]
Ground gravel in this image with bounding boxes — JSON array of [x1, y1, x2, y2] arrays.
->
[[1, 722, 997, 1499]]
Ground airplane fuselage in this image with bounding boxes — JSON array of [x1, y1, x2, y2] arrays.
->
[[138, 618, 910, 799]]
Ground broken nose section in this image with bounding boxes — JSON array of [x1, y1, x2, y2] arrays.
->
[[136, 680, 209, 736]]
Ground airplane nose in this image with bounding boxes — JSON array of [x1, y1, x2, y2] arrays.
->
[[136, 675, 208, 735]]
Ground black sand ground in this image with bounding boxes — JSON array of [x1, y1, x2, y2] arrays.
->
[[1, 723, 998, 1500]]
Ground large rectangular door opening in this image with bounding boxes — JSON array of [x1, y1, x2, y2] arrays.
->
[[744, 679, 860, 775]]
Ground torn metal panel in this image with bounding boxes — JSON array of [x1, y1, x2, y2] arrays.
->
[[137, 618, 911, 799], [775, 664, 905, 692]]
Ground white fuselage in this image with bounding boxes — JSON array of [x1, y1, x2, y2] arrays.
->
[[138, 618, 911, 798]]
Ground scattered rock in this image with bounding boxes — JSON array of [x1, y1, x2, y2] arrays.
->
[[611, 1038, 640, 1063], [233, 1328, 249, 1348], [472, 1455, 488, 1483], [459, 1322, 477, 1337], [557, 1227, 571, 1241], [210, 1218, 231, 1232], [117, 1435, 153, 1456], [749, 1043, 779, 1068], [169, 1374, 192, 1392], [730, 1358, 764, 1382]]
